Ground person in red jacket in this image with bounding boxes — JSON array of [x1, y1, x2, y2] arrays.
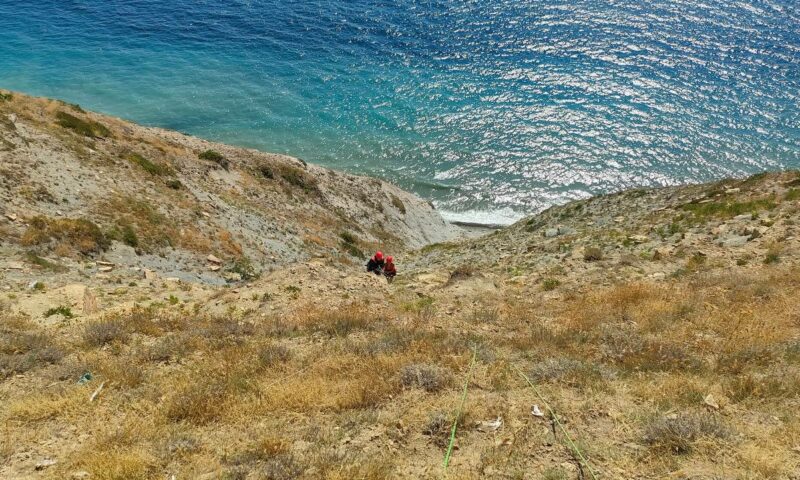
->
[[383, 256, 397, 283], [366, 251, 385, 275]]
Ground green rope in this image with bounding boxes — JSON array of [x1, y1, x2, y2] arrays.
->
[[443, 348, 478, 471], [513, 364, 599, 480]]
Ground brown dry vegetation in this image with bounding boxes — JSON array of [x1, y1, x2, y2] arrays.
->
[[2, 262, 799, 479]]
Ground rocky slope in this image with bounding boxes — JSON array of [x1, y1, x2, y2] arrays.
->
[[0, 90, 462, 286], [1, 90, 799, 480]]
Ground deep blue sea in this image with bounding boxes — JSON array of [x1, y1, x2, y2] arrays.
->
[[1, 1, 798, 224]]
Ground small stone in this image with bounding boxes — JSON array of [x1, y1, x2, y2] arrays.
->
[[71, 471, 91, 479], [704, 394, 720, 410], [98, 266, 113, 273], [725, 188, 740, 194], [35, 458, 58, 470], [544, 228, 559, 238], [143, 269, 157, 280], [719, 235, 749, 248], [209, 265, 221, 272], [96, 260, 114, 267], [5, 212, 18, 221], [207, 254, 222, 264], [628, 234, 649, 244]]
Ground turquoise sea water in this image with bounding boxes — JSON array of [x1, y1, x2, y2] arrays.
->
[[1, 1, 798, 224]]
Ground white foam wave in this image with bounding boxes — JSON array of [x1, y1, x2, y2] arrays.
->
[[439, 208, 524, 227]]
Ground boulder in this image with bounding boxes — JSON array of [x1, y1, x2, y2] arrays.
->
[[719, 235, 749, 248]]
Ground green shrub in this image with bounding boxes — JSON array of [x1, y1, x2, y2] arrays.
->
[[199, 150, 229, 170], [44, 306, 74, 319], [166, 179, 182, 190], [583, 246, 603, 262], [276, 164, 318, 193], [0, 92, 12, 102], [541, 278, 560, 291], [680, 198, 776, 220], [764, 250, 780, 264], [127, 153, 173, 176], [25, 251, 68, 272], [56, 111, 111, 138], [229, 256, 258, 281], [390, 194, 406, 214], [21, 216, 109, 255], [338, 231, 363, 258]]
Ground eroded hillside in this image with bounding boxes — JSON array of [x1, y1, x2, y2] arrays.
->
[[1, 90, 799, 480]]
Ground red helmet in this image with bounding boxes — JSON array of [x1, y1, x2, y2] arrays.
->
[[375, 251, 384, 261], [386, 256, 393, 263]]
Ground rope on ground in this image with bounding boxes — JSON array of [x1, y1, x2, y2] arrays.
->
[[512, 364, 599, 480], [443, 347, 478, 471]]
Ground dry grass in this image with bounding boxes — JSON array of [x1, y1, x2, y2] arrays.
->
[[2, 264, 799, 478], [21, 215, 109, 255]]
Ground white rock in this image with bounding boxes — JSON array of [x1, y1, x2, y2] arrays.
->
[[207, 254, 222, 264], [35, 459, 57, 470]]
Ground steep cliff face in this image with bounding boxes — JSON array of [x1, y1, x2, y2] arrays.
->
[[0, 91, 462, 283]]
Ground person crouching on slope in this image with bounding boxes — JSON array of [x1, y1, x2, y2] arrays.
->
[[383, 256, 397, 283], [366, 251, 385, 275]]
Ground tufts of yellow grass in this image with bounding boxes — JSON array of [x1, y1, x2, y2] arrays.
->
[[2, 264, 799, 478]]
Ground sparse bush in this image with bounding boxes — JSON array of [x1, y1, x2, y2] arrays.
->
[[643, 413, 731, 454], [0, 330, 63, 378], [203, 317, 256, 348], [44, 305, 74, 318], [542, 467, 568, 480], [764, 247, 781, 264], [530, 357, 608, 386], [260, 453, 302, 480], [447, 264, 475, 285], [541, 278, 560, 291], [56, 111, 111, 138], [25, 251, 67, 272], [423, 411, 464, 449], [83, 318, 128, 346], [583, 246, 603, 262], [274, 164, 319, 193], [400, 363, 450, 392], [680, 198, 776, 220], [229, 255, 258, 281], [127, 153, 173, 176], [390, 193, 406, 214], [307, 305, 374, 337], [0, 92, 12, 102], [22, 216, 109, 255], [166, 378, 230, 424], [338, 231, 363, 258], [257, 343, 292, 368], [144, 334, 194, 363], [166, 179, 182, 190], [199, 150, 229, 170]]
